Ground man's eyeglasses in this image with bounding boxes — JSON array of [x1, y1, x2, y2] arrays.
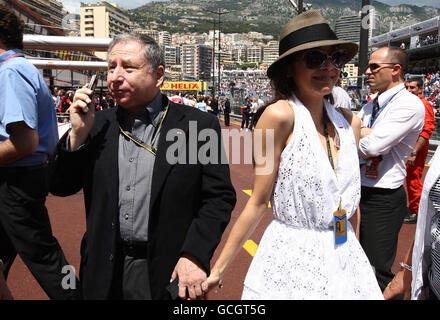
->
[[367, 62, 399, 72], [300, 49, 347, 70]]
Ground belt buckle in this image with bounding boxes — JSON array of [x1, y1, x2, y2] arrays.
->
[[126, 244, 135, 256], [121, 242, 135, 257], [122, 241, 148, 258]]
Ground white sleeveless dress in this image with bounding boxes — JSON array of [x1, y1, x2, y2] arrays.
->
[[241, 96, 383, 300]]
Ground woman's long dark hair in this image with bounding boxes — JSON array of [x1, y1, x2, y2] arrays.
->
[[253, 56, 296, 125]]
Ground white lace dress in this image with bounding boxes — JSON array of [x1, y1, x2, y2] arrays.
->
[[241, 96, 383, 300]]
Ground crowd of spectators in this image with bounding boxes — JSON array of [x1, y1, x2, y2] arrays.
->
[[167, 92, 218, 113], [421, 34, 439, 47], [52, 87, 115, 123], [225, 77, 272, 103], [414, 34, 438, 48], [220, 70, 273, 104], [424, 70, 440, 109]]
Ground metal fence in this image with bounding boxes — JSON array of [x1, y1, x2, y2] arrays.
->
[[56, 112, 70, 123]]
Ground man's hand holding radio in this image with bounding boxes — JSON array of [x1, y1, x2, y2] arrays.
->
[[69, 85, 96, 151]]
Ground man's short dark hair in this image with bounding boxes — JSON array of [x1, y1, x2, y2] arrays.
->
[[407, 77, 424, 88], [386, 47, 408, 79], [0, 5, 24, 50]]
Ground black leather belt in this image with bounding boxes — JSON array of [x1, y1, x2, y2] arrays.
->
[[0, 160, 49, 173], [119, 241, 148, 259]]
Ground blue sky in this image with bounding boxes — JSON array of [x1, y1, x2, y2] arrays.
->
[[60, 0, 440, 14]]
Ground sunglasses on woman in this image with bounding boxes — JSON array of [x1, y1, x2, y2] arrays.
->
[[300, 49, 348, 70]]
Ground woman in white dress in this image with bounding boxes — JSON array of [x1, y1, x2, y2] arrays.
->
[[205, 10, 383, 300]]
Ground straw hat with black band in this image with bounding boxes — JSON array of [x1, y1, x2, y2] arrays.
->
[[267, 10, 358, 78]]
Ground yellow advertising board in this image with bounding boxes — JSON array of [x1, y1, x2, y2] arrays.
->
[[161, 81, 206, 91]]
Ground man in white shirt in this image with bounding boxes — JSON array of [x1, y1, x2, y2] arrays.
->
[[357, 46, 425, 293], [257, 96, 264, 108], [332, 85, 352, 110], [249, 96, 264, 130]]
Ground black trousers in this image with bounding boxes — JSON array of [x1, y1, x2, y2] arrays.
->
[[0, 165, 80, 299], [109, 242, 152, 300], [249, 113, 257, 130], [241, 113, 250, 129], [360, 185, 407, 292], [224, 112, 230, 126]]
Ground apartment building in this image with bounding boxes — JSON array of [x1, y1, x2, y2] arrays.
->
[[216, 50, 232, 65], [335, 15, 361, 43], [163, 45, 178, 66], [133, 28, 159, 43], [247, 45, 263, 63], [80, 1, 130, 38], [181, 44, 212, 81], [3, 0, 63, 36], [18, 0, 65, 33], [80, 2, 131, 59], [159, 31, 171, 46], [262, 41, 279, 65], [231, 46, 247, 63], [343, 63, 359, 78]]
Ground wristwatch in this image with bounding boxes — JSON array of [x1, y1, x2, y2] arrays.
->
[[410, 151, 416, 157]]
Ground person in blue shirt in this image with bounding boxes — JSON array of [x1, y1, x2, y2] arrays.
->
[[0, 4, 79, 300], [196, 95, 208, 112]]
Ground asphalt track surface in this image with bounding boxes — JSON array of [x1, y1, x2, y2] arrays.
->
[[6, 118, 417, 300]]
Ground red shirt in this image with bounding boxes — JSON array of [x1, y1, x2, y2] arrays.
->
[[418, 94, 435, 140]]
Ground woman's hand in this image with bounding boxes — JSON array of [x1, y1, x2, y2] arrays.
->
[[0, 269, 13, 300], [205, 268, 222, 290], [383, 269, 412, 300]]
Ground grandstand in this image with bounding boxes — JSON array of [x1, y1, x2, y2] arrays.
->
[[369, 16, 439, 74], [220, 69, 272, 107]]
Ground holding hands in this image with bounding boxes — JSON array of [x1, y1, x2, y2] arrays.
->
[[170, 254, 209, 300], [0, 261, 13, 300]]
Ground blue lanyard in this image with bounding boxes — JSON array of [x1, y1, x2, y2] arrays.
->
[[368, 87, 405, 128]]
